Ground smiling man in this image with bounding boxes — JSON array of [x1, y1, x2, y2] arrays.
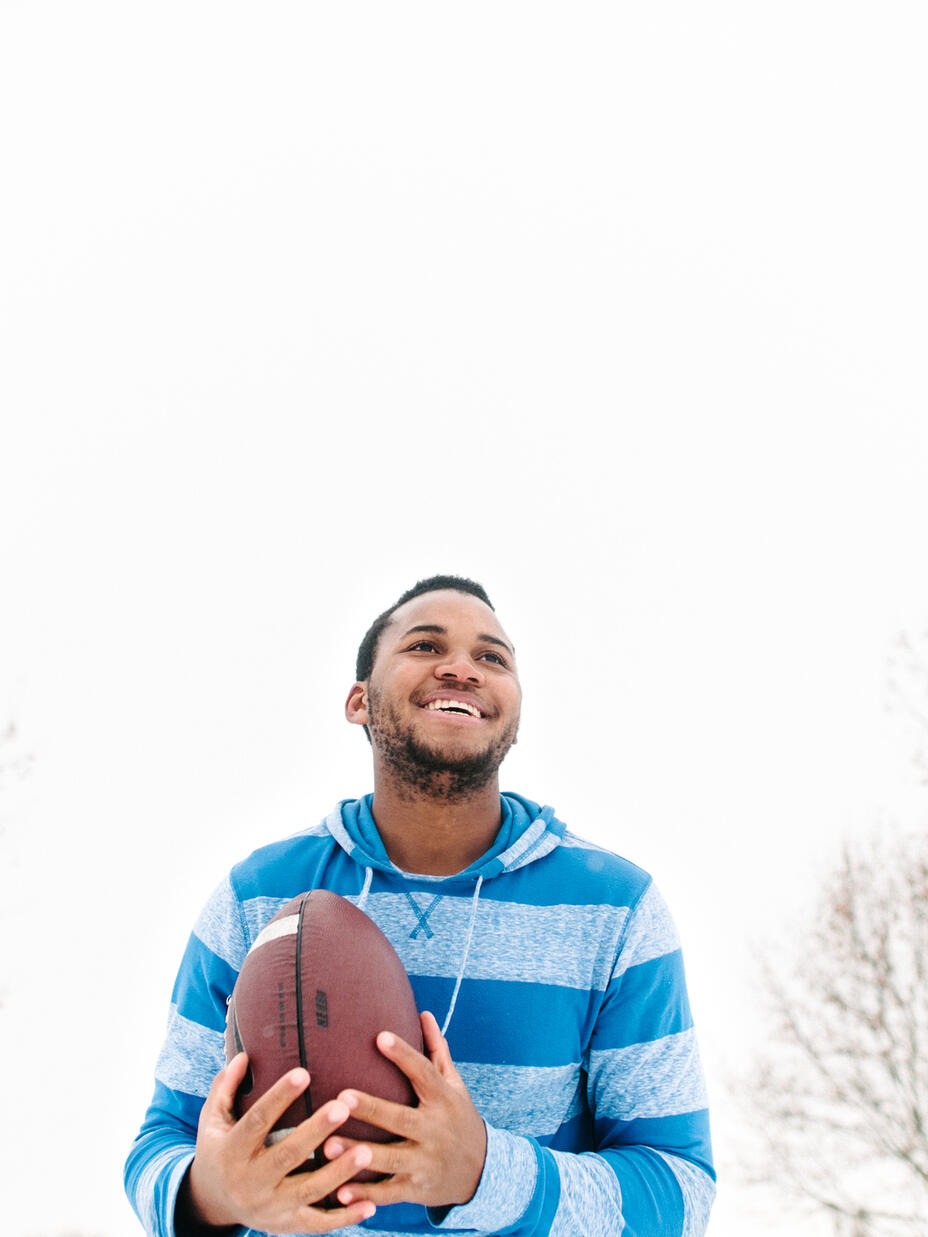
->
[[125, 575, 716, 1237]]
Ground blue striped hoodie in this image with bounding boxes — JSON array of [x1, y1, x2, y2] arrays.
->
[[125, 793, 715, 1236]]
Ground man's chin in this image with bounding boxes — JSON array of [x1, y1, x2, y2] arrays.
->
[[376, 730, 513, 798]]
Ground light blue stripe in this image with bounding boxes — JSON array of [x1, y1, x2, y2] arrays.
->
[[240, 895, 293, 948], [457, 1061, 583, 1137], [436, 1124, 538, 1231], [155, 1006, 225, 1098], [549, 1147, 624, 1235], [656, 1151, 716, 1237], [192, 876, 248, 970], [590, 1029, 709, 1121], [357, 891, 627, 989], [501, 816, 556, 870], [322, 802, 358, 858], [134, 1145, 192, 1237], [612, 883, 680, 979]]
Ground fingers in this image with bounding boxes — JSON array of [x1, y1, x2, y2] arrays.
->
[[337, 1175, 411, 1209], [288, 1140, 374, 1203], [374, 1029, 445, 1103], [420, 1011, 456, 1077], [336, 1084, 421, 1140], [263, 1100, 352, 1178], [233, 1067, 311, 1151]]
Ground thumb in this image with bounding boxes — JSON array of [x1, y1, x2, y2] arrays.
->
[[206, 1052, 249, 1126]]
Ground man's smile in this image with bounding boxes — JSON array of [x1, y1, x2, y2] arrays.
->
[[418, 693, 487, 720]]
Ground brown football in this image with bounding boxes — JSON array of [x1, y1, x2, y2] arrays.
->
[[225, 889, 423, 1170]]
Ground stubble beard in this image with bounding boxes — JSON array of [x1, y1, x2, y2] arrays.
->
[[367, 688, 519, 802]]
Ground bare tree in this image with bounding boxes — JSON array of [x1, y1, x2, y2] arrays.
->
[[742, 628, 928, 1234], [746, 829, 928, 1234]]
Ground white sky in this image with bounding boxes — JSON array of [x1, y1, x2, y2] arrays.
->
[[1, 4, 927, 1234]]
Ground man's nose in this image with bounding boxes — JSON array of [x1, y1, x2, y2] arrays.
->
[[435, 653, 483, 685]]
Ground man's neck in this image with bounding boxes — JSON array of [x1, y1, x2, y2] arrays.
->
[[370, 775, 503, 876]]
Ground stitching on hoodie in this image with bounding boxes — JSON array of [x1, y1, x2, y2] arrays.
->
[[502, 824, 554, 873], [404, 891, 444, 939]]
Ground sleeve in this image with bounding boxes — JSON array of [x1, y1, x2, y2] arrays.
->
[[427, 882, 716, 1236], [124, 875, 250, 1237]]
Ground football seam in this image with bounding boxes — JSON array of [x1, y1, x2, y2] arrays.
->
[[294, 892, 313, 1116]]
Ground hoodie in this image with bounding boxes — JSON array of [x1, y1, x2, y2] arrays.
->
[[125, 794, 715, 1236]]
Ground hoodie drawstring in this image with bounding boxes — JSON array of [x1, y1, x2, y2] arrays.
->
[[355, 866, 483, 1038], [441, 874, 483, 1037], [357, 866, 373, 912]]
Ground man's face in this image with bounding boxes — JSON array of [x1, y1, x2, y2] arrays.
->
[[355, 590, 522, 797]]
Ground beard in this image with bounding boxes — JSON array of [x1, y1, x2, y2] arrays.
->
[[367, 687, 519, 801]]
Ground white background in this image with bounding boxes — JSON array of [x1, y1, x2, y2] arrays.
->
[[1, 4, 927, 1234]]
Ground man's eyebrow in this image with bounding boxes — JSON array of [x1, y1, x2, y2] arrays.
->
[[400, 625, 515, 655]]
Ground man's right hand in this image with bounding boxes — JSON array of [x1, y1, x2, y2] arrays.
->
[[180, 1052, 377, 1234]]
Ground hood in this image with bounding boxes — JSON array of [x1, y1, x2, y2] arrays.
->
[[323, 791, 565, 884]]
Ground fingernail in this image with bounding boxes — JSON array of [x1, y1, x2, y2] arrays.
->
[[339, 1187, 355, 1204], [289, 1068, 309, 1087], [341, 1091, 359, 1110], [361, 1203, 376, 1219], [354, 1146, 372, 1168], [326, 1139, 345, 1157], [328, 1103, 348, 1124], [379, 1032, 395, 1049]]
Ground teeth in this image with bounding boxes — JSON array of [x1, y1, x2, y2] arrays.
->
[[424, 699, 482, 719]]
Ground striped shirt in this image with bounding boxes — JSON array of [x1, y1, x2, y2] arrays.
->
[[125, 793, 715, 1235]]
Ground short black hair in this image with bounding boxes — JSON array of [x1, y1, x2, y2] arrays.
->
[[355, 575, 495, 682]]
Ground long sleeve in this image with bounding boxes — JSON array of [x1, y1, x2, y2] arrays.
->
[[124, 876, 250, 1237], [428, 882, 716, 1235]]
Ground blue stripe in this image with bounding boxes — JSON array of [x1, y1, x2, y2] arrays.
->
[[596, 1112, 715, 1179], [230, 823, 653, 910], [142, 1078, 203, 1134], [452, 842, 650, 908], [595, 950, 693, 1049], [171, 934, 238, 1031], [231, 831, 349, 902], [600, 1145, 685, 1237], [540, 1105, 595, 1151], [411, 974, 596, 1066]]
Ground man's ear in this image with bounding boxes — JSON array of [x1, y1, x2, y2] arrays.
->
[[345, 682, 370, 727]]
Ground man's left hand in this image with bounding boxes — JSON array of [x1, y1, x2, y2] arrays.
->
[[322, 1010, 487, 1209]]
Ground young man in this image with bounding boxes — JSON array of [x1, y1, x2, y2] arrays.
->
[[125, 575, 716, 1236]]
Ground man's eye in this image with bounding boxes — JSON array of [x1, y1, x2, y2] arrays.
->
[[408, 640, 437, 652], [481, 651, 507, 666]]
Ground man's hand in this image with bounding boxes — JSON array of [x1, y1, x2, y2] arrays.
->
[[322, 1010, 487, 1210], [182, 1052, 377, 1234]]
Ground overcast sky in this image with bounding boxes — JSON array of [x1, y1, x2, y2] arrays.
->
[[2, 4, 927, 1234]]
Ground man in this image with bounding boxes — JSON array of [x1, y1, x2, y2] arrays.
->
[[125, 575, 716, 1236]]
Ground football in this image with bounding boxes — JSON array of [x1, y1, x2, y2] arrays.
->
[[225, 889, 423, 1167]]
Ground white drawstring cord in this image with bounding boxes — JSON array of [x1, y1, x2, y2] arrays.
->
[[357, 866, 373, 912], [441, 875, 483, 1037]]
